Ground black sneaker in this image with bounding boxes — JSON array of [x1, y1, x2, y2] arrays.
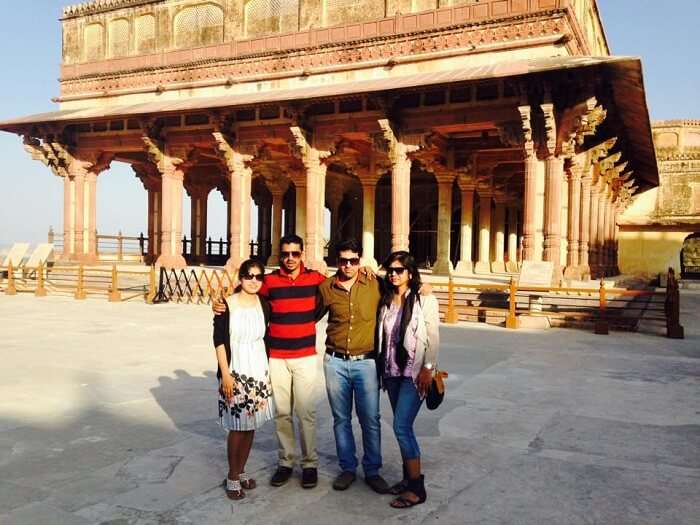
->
[[301, 467, 318, 489], [270, 466, 293, 487], [332, 471, 356, 491]]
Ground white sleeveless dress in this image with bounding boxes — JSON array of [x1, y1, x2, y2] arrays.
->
[[218, 296, 276, 431]]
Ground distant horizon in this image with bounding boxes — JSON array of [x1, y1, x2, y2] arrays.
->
[[1, 1, 698, 246]]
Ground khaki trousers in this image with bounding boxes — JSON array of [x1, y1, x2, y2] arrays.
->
[[269, 354, 321, 468]]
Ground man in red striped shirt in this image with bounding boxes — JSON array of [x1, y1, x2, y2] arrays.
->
[[262, 234, 326, 489], [215, 234, 326, 489]]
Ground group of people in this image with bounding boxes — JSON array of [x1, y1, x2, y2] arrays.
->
[[212, 234, 440, 509]]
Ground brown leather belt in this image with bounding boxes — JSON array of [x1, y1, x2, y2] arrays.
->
[[325, 350, 376, 361]]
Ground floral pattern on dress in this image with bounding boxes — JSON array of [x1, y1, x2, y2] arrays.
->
[[226, 370, 273, 419]]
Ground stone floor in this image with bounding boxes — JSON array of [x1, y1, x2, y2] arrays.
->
[[0, 291, 699, 525]]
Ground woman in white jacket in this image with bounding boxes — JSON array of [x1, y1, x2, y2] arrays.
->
[[377, 250, 440, 509]]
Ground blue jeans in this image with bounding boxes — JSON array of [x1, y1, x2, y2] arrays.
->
[[324, 354, 382, 476], [384, 376, 423, 460]]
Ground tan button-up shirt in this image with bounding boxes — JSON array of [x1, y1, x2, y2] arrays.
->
[[316, 273, 382, 356]]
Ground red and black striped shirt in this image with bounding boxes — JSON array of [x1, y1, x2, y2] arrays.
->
[[260, 264, 326, 359]]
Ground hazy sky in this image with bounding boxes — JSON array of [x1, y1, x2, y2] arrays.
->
[[1, 0, 698, 246]]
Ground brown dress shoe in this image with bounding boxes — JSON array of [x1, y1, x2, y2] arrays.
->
[[365, 474, 390, 494], [301, 467, 318, 489], [332, 471, 357, 491]]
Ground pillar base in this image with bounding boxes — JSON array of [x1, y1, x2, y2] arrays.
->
[[360, 256, 379, 272], [75, 254, 99, 265], [474, 261, 491, 274], [491, 261, 506, 273], [304, 258, 328, 275], [505, 261, 519, 273], [453, 260, 473, 275], [551, 266, 563, 286], [579, 265, 591, 280], [432, 259, 453, 276], [563, 265, 582, 281], [156, 254, 187, 269]]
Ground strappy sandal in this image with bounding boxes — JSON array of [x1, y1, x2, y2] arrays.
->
[[240, 472, 257, 490], [390, 475, 426, 509], [224, 478, 245, 500], [389, 479, 409, 495]]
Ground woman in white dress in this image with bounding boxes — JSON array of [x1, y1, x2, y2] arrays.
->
[[213, 259, 275, 500]]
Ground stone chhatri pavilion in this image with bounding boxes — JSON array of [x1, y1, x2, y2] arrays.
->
[[0, 0, 658, 280]]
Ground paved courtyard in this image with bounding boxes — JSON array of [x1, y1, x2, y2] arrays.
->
[[0, 291, 699, 525]]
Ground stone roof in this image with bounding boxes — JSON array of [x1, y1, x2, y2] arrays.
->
[[62, 0, 160, 18]]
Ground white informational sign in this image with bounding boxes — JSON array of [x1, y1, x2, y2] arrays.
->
[[518, 260, 554, 286], [24, 244, 54, 269], [1, 243, 30, 267]]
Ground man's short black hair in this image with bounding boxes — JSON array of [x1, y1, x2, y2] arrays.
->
[[280, 233, 304, 250], [335, 238, 362, 257]]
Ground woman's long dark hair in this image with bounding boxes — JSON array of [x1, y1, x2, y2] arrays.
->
[[381, 251, 421, 372]]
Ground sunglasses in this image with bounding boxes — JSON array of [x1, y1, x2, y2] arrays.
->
[[338, 257, 360, 267], [241, 273, 264, 282], [280, 251, 302, 259], [386, 267, 407, 276]]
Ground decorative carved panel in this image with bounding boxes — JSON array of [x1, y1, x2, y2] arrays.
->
[[324, 0, 384, 27], [136, 14, 156, 54], [109, 18, 130, 58], [174, 3, 225, 49], [84, 23, 105, 61], [244, 0, 300, 38]]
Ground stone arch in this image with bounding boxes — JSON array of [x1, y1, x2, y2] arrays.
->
[[84, 23, 105, 61], [244, 0, 299, 38], [135, 14, 156, 54], [108, 18, 130, 58], [681, 232, 700, 280], [173, 2, 224, 49]]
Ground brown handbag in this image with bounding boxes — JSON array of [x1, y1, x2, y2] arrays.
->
[[426, 369, 448, 410]]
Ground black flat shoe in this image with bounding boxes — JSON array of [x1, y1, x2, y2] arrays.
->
[[301, 467, 318, 489], [332, 471, 356, 491], [390, 475, 427, 509], [270, 466, 293, 487], [365, 474, 390, 494]]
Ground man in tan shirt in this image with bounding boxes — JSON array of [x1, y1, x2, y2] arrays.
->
[[316, 238, 389, 493]]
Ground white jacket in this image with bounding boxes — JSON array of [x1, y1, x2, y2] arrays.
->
[[377, 292, 440, 384]]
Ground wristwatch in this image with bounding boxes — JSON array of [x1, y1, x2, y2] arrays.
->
[[423, 362, 434, 371]]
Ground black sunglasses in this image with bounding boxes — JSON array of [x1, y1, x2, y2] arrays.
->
[[386, 267, 407, 275], [280, 251, 302, 259], [241, 273, 264, 282], [338, 257, 360, 266]]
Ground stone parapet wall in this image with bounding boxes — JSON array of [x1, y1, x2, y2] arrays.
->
[[60, 0, 607, 68]]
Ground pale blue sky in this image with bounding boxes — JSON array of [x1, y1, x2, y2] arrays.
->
[[1, 0, 698, 246]]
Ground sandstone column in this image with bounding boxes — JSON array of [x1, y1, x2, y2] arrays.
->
[[491, 199, 506, 273], [564, 160, 582, 280], [433, 176, 455, 275], [85, 171, 98, 262], [378, 120, 417, 253], [360, 177, 379, 269], [189, 187, 209, 262], [294, 182, 307, 240], [268, 185, 287, 265], [522, 156, 538, 261], [578, 169, 592, 279], [454, 181, 475, 275], [596, 187, 608, 277], [147, 184, 161, 263], [290, 127, 329, 271], [589, 180, 601, 277], [63, 175, 74, 260], [157, 158, 187, 268], [543, 156, 564, 282], [474, 189, 492, 274], [507, 204, 519, 272], [71, 167, 86, 260]]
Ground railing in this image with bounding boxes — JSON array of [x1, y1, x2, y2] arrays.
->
[[0, 262, 156, 303], [2, 259, 684, 339], [436, 268, 684, 338]]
